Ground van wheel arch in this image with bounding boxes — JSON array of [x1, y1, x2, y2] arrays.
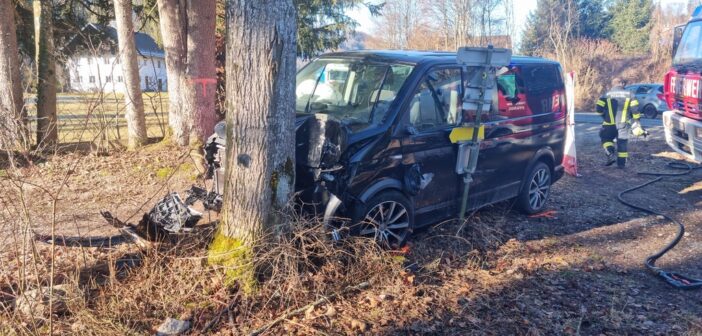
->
[[521, 148, 555, 190], [358, 178, 407, 204]]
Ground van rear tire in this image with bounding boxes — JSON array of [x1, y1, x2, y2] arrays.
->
[[517, 162, 552, 214]]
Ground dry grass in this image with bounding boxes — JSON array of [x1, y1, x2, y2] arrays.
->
[[0, 140, 404, 335], [0, 220, 404, 335]]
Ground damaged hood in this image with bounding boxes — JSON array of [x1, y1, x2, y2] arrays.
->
[[295, 114, 349, 169], [209, 114, 351, 170]]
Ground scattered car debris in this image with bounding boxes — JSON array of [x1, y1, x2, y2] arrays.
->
[[156, 317, 191, 336], [15, 285, 73, 320]]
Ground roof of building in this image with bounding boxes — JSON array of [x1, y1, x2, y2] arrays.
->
[[65, 23, 164, 58], [319, 50, 559, 66]]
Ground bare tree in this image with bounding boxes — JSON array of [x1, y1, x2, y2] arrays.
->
[[0, 0, 26, 149], [547, 0, 576, 68], [34, 0, 58, 147], [378, 0, 511, 51], [186, 0, 217, 145], [372, 0, 423, 49], [156, 0, 188, 145], [114, 0, 148, 149], [212, 0, 297, 287], [156, 0, 217, 147]]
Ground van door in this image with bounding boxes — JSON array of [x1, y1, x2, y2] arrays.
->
[[400, 67, 462, 216], [462, 65, 532, 206]]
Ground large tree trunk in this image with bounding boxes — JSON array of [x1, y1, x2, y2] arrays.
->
[[34, 0, 58, 148], [114, 0, 148, 149], [210, 0, 296, 288], [0, 0, 26, 150], [156, 0, 218, 147], [186, 0, 217, 145], [156, 0, 189, 146]]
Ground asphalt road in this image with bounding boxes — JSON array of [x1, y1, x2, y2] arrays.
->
[[575, 112, 662, 127]]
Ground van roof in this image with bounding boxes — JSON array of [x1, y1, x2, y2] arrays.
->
[[320, 50, 560, 66]]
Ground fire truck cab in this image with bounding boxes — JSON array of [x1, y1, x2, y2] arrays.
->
[[662, 6, 702, 163]]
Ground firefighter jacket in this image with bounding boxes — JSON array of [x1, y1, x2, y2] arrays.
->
[[595, 86, 640, 128]]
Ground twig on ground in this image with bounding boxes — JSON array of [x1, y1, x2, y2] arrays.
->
[[201, 293, 240, 333], [249, 281, 370, 336]]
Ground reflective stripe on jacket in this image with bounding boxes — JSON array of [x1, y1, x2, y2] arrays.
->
[[595, 86, 640, 127]]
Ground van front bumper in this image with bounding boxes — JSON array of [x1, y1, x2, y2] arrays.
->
[[662, 111, 702, 163]]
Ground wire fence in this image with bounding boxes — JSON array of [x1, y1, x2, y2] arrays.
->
[[24, 94, 169, 145]]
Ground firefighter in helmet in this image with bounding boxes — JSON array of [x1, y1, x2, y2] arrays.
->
[[596, 78, 646, 168]]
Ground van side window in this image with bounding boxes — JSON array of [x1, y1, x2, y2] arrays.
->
[[494, 66, 530, 120], [409, 68, 462, 131], [521, 64, 564, 115]]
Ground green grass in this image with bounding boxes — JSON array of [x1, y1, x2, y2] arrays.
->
[[27, 92, 170, 144]]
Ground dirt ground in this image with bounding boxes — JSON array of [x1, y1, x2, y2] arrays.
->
[[1, 123, 701, 335]]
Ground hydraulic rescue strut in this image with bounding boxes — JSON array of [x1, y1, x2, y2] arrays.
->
[[454, 46, 511, 221]]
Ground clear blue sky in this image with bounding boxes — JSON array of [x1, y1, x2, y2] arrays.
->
[[347, 0, 691, 47]]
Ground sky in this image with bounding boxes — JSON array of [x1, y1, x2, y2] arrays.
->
[[347, 0, 692, 47]]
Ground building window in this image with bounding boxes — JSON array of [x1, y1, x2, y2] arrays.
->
[[104, 57, 110, 64], [76, 76, 83, 83], [157, 60, 161, 68], [117, 76, 123, 82], [89, 76, 95, 83], [144, 76, 150, 87], [106, 76, 112, 82], [87, 58, 92, 65]]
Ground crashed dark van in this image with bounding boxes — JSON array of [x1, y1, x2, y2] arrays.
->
[[202, 51, 566, 247]]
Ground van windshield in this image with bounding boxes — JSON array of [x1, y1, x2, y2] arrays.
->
[[296, 59, 414, 132], [674, 21, 702, 65]]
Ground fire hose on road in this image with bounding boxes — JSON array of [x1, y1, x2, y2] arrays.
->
[[617, 161, 702, 289]]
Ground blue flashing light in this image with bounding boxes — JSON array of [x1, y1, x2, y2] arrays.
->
[[693, 6, 702, 19]]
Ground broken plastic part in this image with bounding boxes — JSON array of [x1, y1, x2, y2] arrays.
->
[[148, 193, 202, 233]]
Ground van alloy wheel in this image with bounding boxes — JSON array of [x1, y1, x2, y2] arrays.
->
[[359, 200, 410, 248], [528, 167, 551, 211]]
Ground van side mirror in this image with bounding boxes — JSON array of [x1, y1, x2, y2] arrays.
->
[[672, 25, 685, 59]]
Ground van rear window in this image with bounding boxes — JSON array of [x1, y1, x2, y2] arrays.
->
[[522, 65, 561, 92]]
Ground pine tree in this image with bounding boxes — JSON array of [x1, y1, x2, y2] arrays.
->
[[609, 0, 653, 54], [575, 0, 611, 39], [520, 0, 611, 55], [295, 0, 381, 59]]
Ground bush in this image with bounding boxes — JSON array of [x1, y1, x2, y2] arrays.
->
[[540, 38, 670, 111]]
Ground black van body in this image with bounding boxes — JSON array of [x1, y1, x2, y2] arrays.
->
[[211, 50, 566, 247]]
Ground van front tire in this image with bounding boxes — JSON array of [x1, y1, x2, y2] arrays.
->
[[353, 191, 414, 249], [517, 162, 552, 214]]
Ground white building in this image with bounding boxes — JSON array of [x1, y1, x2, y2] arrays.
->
[[65, 24, 168, 93]]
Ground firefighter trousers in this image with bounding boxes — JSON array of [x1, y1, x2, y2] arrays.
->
[[599, 125, 629, 167]]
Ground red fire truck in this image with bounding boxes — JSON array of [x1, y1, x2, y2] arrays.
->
[[662, 6, 702, 162]]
